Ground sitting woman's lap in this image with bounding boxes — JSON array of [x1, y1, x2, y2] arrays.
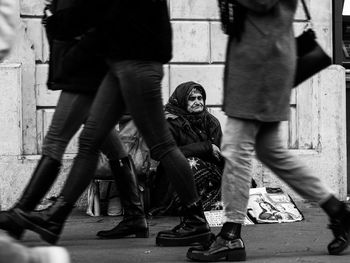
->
[[150, 157, 222, 216]]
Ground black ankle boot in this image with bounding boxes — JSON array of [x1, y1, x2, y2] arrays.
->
[[0, 156, 61, 239], [156, 201, 213, 246], [13, 196, 74, 244], [187, 235, 246, 262], [187, 222, 246, 261], [96, 156, 148, 239], [327, 203, 350, 255]]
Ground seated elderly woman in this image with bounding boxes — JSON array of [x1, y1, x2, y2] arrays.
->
[[149, 81, 224, 215]]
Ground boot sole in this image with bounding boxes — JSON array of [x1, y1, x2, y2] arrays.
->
[[97, 229, 149, 239], [13, 209, 59, 245], [156, 232, 214, 247], [186, 248, 246, 262], [328, 242, 349, 255]]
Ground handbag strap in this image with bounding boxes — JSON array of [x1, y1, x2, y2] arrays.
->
[[300, 0, 311, 21]]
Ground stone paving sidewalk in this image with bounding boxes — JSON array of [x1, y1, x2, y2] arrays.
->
[[19, 202, 350, 263]]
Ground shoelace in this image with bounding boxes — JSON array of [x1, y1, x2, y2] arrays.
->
[[173, 217, 186, 231]]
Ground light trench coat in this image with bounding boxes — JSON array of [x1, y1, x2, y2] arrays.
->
[[223, 0, 298, 122]]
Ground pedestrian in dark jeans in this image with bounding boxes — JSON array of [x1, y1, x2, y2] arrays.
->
[[0, 0, 148, 241], [0, 1, 69, 262], [187, 0, 350, 261], [12, 0, 212, 247]]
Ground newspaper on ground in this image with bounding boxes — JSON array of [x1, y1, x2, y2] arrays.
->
[[247, 187, 303, 224], [204, 187, 303, 227]]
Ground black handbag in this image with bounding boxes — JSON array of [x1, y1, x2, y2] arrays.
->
[[294, 0, 332, 86]]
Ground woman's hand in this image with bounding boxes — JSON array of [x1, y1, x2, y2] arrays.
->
[[212, 144, 221, 161]]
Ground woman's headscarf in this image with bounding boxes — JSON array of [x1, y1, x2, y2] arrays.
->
[[165, 81, 218, 132], [165, 81, 206, 117]]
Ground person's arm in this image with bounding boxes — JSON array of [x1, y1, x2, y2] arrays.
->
[[179, 141, 213, 159], [0, 0, 17, 61], [209, 121, 223, 148], [167, 119, 213, 159], [236, 0, 279, 13], [209, 119, 223, 163]]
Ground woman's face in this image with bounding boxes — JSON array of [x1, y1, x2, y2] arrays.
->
[[186, 89, 204, 113]]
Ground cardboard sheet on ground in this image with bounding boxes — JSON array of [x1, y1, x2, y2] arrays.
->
[[204, 187, 303, 227]]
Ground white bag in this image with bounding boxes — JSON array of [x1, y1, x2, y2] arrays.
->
[[86, 182, 101, 216]]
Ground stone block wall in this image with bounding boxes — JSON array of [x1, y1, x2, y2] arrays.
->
[[0, 0, 347, 209]]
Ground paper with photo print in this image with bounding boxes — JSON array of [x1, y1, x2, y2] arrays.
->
[[247, 187, 303, 224]]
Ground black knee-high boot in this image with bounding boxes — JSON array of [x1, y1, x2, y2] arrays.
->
[[11, 152, 98, 244], [13, 196, 74, 244], [0, 156, 61, 239], [96, 155, 149, 238]]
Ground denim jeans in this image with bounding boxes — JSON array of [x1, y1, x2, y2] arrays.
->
[[61, 60, 198, 205], [42, 91, 126, 162], [221, 117, 333, 224]]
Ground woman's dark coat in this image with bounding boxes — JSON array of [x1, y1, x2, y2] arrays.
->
[[165, 82, 223, 165], [47, 0, 107, 93], [167, 117, 222, 165], [45, 0, 172, 64]]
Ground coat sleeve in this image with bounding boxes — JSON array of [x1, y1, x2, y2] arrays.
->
[[0, 0, 17, 61], [236, 0, 279, 13], [209, 118, 223, 148], [167, 119, 214, 160], [179, 141, 213, 159]]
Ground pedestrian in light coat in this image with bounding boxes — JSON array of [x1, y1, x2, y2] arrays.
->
[[187, 0, 350, 261]]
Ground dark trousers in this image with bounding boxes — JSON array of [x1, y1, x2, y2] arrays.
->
[[42, 90, 126, 162]]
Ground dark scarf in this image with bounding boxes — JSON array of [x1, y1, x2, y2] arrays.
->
[[165, 81, 215, 135], [217, 0, 246, 40]]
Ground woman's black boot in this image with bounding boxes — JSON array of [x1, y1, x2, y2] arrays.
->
[[187, 222, 246, 262], [13, 196, 74, 244], [0, 156, 61, 239], [96, 156, 148, 239], [0, 210, 24, 240], [326, 203, 350, 255], [156, 201, 212, 246]]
